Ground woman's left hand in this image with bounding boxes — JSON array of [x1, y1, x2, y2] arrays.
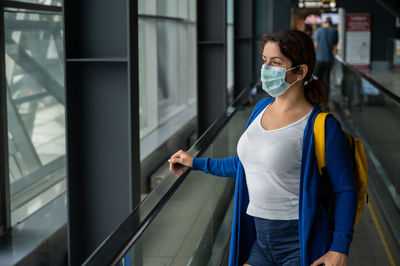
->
[[310, 251, 347, 266]]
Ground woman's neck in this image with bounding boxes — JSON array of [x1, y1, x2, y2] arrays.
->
[[273, 84, 312, 113]]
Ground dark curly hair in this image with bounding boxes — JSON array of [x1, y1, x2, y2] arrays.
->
[[259, 30, 327, 108]]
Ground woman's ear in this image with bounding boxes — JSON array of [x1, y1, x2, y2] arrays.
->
[[298, 64, 309, 80]]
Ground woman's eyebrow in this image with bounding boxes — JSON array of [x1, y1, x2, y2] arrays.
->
[[262, 55, 283, 60]]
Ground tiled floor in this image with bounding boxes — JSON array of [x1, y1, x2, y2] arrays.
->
[[348, 205, 392, 265]]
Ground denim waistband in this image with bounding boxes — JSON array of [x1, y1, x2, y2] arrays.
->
[[254, 217, 299, 232]]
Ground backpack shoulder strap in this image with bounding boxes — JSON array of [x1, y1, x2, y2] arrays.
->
[[314, 112, 329, 175]]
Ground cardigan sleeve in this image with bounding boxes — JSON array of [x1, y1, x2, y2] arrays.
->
[[192, 156, 239, 178], [325, 116, 358, 255]]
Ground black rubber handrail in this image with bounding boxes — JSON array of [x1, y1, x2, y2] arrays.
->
[[335, 55, 400, 104], [82, 82, 257, 266]]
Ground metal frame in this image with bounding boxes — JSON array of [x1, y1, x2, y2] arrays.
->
[[128, 0, 141, 223], [64, 0, 140, 264], [253, 0, 270, 82], [128, 2, 141, 263], [0, 5, 11, 237], [197, 0, 228, 135], [81, 81, 255, 266], [233, 0, 255, 98]]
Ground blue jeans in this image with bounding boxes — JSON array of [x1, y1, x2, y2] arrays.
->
[[246, 217, 301, 266]]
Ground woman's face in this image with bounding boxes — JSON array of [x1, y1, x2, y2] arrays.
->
[[262, 41, 299, 83]]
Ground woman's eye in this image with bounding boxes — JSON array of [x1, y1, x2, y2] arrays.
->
[[273, 61, 281, 65]]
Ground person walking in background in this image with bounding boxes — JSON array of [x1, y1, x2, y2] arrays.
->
[[314, 16, 338, 102], [169, 30, 356, 266]]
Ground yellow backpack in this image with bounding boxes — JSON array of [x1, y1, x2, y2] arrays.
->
[[313, 113, 368, 225]]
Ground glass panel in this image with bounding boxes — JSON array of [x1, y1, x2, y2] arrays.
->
[[139, 0, 197, 145], [227, 0, 234, 24], [157, 19, 184, 124], [4, 11, 65, 225], [332, 60, 400, 194], [188, 0, 196, 21], [187, 24, 197, 104], [140, 0, 188, 18], [7, 0, 62, 7], [351, 92, 400, 189], [138, 0, 157, 16], [138, 17, 158, 138], [156, 19, 197, 125], [138, 1, 197, 187], [156, 0, 180, 18]]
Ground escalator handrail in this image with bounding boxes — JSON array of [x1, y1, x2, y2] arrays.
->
[[82, 82, 257, 266], [335, 55, 400, 104]]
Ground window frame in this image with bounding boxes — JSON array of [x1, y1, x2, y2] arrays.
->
[[0, 0, 62, 237]]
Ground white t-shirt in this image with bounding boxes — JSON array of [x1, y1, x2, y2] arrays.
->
[[237, 105, 311, 220]]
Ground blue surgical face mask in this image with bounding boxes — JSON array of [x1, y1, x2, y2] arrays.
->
[[260, 64, 301, 97]]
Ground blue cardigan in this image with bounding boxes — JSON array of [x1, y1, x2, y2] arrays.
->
[[192, 97, 357, 266]]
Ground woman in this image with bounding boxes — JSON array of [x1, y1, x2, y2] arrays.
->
[[169, 30, 357, 266]]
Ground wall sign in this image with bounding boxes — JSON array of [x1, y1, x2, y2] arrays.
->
[[345, 13, 371, 69]]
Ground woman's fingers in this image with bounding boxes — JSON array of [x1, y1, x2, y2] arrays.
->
[[311, 251, 347, 266], [310, 257, 324, 266], [169, 161, 189, 177], [168, 150, 194, 178], [170, 150, 181, 159], [168, 150, 193, 167], [168, 157, 185, 165], [171, 149, 185, 159]]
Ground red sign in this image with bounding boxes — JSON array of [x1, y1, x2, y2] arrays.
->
[[346, 14, 371, 31]]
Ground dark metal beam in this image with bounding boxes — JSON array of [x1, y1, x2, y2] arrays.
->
[[253, 0, 270, 81], [233, 0, 254, 98], [197, 0, 227, 135], [64, 0, 140, 264], [128, 0, 141, 212]]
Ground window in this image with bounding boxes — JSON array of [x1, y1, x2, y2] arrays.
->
[[138, 0, 197, 159], [4, 11, 65, 225]]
